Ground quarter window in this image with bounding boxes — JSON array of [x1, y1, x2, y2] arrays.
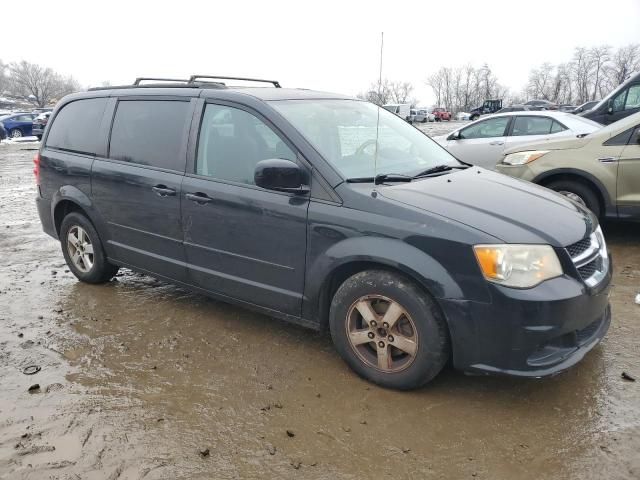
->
[[460, 117, 509, 139], [109, 100, 190, 171], [196, 104, 296, 184], [46, 98, 108, 155]]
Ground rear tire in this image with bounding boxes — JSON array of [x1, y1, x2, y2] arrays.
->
[[10, 129, 22, 138], [329, 270, 450, 390], [60, 212, 119, 284], [545, 180, 601, 218]]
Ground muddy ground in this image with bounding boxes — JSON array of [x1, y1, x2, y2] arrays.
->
[[0, 134, 639, 479]]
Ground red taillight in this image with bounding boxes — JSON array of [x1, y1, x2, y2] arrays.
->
[[33, 153, 40, 185]]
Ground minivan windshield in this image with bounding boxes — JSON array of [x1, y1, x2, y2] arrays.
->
[[271, 99, 459, 179]]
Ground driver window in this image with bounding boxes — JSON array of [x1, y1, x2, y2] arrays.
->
[[460, 117, 509, 139], [624, 85, 640, 111], [196, 104, 296, 184], [612, 89, 627, 112]]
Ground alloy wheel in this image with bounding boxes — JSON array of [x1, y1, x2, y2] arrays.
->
[[345, 295, 418, 372], [67, 225, 94, 273], [10, 129, 22, 138]]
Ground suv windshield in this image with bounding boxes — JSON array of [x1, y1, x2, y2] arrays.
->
[[271, 100, 459, 179]]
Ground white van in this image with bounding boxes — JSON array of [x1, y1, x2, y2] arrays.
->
[[383, 103, 411, 122]]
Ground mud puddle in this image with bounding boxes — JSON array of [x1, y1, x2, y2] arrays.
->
[[1, 142, 638, 479]]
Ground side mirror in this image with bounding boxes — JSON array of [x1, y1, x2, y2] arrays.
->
[[607, 99, 613, 114], [254, 159, 309, 194], [447, 131, 461, 141]]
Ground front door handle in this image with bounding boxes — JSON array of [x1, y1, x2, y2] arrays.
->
[[598, 157, 618, 163], [186, 192, 213, 204], [152, 185, 176, 196], [489, 141, 504, 146]]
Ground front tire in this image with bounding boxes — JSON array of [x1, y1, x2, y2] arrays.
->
[[60, 212, 119, 283], [329, 270, 450, 390], [545, 180, 601, 218]]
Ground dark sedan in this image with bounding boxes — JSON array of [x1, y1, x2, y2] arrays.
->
[[32, 112, 51, 140]]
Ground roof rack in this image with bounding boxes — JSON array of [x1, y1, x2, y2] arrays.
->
[[188, 75, 281, 88], [133, 77, 190, 85], [88, 75, 281, 92]]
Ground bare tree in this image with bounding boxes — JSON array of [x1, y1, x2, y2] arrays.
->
[[589, 45, 611, 100], [8, 61, 80, 107], [357, 78, 416, 106], [0, 60, 9, 95], [426, 64, 508, 113], [608, 43, 640, 86]]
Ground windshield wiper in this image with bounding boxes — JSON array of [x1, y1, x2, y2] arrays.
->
[[413, 164, 469, 178], [346, 173, 414, 185]]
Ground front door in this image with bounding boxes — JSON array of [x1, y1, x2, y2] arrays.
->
[[617, 125, 640, 218], [182, 102, 309, 316], [445, 116, 511, 169], [605, 83, 640, 125], [91, 98, 194, 281]]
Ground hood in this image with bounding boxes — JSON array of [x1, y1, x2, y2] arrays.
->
[[377, 168, 596, 246], [504, 135, 590, 155]]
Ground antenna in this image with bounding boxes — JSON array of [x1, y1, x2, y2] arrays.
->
[[374, 32, 384, 187]]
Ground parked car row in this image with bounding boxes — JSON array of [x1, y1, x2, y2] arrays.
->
[[0, 107, 54, 141]]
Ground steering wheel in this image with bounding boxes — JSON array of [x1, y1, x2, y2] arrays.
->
[[355, 139, 378, 157]]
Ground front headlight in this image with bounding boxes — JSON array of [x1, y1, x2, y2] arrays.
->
[[503, 150, 549, 165], [473, 244, 562, 288]]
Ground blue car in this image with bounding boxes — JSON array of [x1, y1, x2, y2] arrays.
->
[[0, 113, 37, 138]]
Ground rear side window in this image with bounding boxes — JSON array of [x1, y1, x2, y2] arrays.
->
[[46, 98, 108, 154], [511, 116, 562, 136], [109, 100, 190, 171]]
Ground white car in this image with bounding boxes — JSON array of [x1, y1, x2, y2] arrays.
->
[[433, 111, 601, 170], [455, 112, 471, 120], [410, 109, 435, 123]]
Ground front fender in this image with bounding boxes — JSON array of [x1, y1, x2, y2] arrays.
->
[[302, 236, 465, 325]]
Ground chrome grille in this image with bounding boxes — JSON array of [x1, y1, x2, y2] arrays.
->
[[566, 226, 609, 287], [566, 237, 591, 258]]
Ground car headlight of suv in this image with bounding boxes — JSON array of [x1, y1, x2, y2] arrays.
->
[[473, 244, 562, 288], [502, 150, 549, 165]]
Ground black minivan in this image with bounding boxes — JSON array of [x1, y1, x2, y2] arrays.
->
[[35, 76, 612, 389]]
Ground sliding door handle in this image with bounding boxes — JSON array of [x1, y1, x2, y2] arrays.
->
[[186, 192, 213, 204], [152, 185, 176, 196]]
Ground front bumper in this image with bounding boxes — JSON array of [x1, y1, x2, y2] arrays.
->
[[440, 266, 612, 377]]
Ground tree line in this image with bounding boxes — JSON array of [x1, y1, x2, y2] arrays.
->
[[0, 60, 80, 107], [525, 44, 640, 105], [359, 43, 639, 113]]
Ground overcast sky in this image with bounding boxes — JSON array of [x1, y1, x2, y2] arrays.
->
[[4, 0, 640, 105]]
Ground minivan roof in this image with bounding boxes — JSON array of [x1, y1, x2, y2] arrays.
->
[[67, 86, 354, 103]]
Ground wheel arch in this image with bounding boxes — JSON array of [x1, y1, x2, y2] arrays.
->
[[306, 238, 464, 332], [51, 186, 100, 238], [532, 168, 614, 217]]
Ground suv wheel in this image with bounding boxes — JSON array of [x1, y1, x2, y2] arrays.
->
[[10, 129, 23, 138], [60, 212, 119, 283], [546, 180, 601, 218], [330, 270, 449, 390], [470, 114, 479, 121]]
